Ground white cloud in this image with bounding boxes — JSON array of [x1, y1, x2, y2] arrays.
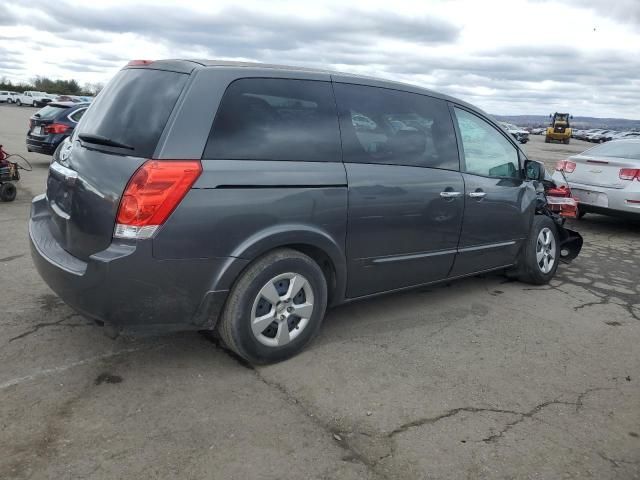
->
[[1, 0, 639, 117]]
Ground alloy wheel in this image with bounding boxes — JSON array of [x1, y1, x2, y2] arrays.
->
[[251, 272, 314, 347], [536, 227, 556, 274]]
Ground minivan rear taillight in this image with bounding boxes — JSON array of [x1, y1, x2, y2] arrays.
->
[[114, 160, 202, 239]]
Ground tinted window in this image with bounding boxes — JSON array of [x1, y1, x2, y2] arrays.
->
[[77, 68, 188, 158], [204, 78, 340, 162], [35, 104, 69, 120], [334, 83, 458, 169], [454, 108, 519, 178], [583, 141, 640, 160]]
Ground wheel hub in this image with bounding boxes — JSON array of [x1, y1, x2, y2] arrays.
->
[[251, 272, 314, 347]]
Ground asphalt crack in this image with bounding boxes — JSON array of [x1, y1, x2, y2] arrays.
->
[[597, 451, 640, 469], [203, 335, 387, 479], [8, 314, 89, 343], [0, 253, 25, 263]]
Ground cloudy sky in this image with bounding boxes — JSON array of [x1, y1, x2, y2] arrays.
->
[[1, 0, 639, 118]]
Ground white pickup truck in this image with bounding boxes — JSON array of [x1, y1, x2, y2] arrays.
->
[[15, 91, 52, 107]]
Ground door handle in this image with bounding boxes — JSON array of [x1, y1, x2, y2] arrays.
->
[[469, 191, 487, 198], [440, 191, 462, 198]]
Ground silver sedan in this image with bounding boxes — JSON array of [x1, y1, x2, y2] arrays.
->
[[551, 139, 640, 217]]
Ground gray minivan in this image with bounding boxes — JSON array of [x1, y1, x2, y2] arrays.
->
[[30, 60, 581, 363]]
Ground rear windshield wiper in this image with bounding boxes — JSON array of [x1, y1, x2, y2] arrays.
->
[[78, 133, 134, 150]]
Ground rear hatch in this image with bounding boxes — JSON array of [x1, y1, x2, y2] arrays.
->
[[46, 66, 190, 260], [564, 142, 640, 188], [29, 103, 70, 138]]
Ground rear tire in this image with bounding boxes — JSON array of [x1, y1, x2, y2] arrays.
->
[[0, 183, 17, 202], [576, 206, 587, 219], [32, 101, 37, 107], [217, 248, 328, 364], [564, 138, 570, 144], [16, 100, 21, 107], [544, 137, 550, 143], [514, 216, 559, 285]]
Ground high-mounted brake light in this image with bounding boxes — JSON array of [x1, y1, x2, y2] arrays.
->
[[127, 59, 155, 67], [555, 160, 576, 173], [619, 168, 640, 181], [114, 160, 202, 240], [44, 123, 70, 134]]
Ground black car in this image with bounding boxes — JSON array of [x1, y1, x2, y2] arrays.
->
[[26, 102, 89, 155], [30, 60, 582, 364]]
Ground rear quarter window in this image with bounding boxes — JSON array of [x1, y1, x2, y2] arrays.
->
[[76, 68, 188, 158], [204, 78, 340, 162]]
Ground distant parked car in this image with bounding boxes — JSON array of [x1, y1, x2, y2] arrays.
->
[[499, 122, 529, 144], [552, 139, 640, 218], [16, 91, 52, 107], [588, 130, 615, 143], [26, 102, 89, 155], [530, 127, 546, 135], [0, 91, 19, 103], [619, 132, 640, 139], [53, 95, 81, 103]]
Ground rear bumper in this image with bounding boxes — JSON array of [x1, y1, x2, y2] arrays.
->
[[29, 194, 246, 335], [26, 136, 64, 155], [550, 175, 640, 216]]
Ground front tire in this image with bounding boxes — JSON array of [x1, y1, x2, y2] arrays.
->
[[217, 248, 328, 364], [514, 216, 559, 285]]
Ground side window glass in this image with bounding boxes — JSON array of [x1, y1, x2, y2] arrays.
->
[[204, 78, 340, 162], [454, 108, 519, 178], [70, 109, 86, 122], [334, 83, 459, 169]]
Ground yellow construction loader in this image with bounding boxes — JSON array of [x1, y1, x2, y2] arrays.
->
[[545, 113, 572, 144]]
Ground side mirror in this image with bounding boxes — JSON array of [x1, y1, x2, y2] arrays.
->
[[524, 160, 545, 182]]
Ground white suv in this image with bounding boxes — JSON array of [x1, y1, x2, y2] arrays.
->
[[0, 91, 18, 103]]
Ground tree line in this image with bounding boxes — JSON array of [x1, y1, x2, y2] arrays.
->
[[0, 76, 103, 96]]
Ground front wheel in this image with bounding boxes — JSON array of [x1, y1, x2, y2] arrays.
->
[[513, 216, 559, 285], [217, 248, 328, 364]]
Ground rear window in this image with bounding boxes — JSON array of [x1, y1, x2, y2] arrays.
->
[[34, 104, 69, 120], [204, 78, 340, 162], [77, 68, 188, 158], [584, 141, 640, 160]]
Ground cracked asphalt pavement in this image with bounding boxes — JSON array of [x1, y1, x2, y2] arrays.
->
[[1, 104, 639, 479]]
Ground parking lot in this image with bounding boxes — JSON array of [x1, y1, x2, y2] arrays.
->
[[1, 102, 639, 479]]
